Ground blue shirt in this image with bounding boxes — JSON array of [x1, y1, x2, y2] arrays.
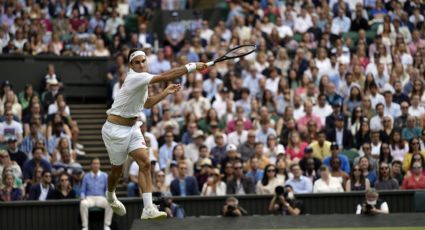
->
[[323, 155, 351, 174], [179, 179, 186, 197], [285, 176, 313, 194], [159, 142, 178, 169], [80, 171, 108, 198], [245, 170, 264, 184]]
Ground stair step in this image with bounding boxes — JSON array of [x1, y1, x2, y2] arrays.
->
[[70, 104, 107, 109], [72, 109, 106, 114], [73, 114, 107, 119], [79, 130, 102, 135], [78, 140, 105, 146], [77, 124, 103, 129], [77, 119, 105, 124], [84, 147, 107, 152], [78, 135, 103, 140]]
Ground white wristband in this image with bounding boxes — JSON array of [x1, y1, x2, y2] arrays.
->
[[185, 63, 197, 73]]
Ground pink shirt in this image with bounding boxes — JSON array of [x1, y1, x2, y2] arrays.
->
[[297, 115, 322, 132]]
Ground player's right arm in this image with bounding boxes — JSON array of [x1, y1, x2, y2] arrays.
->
[[149, 62, 207, 84]]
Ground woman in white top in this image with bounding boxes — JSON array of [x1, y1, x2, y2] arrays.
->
[[256, 164, 282, 195], [313, 165, 344, 193], [93, 39, 110, 57], [201, 168, 226, 196], [390, 130, 409, 162], [314, 47, 331, 77]]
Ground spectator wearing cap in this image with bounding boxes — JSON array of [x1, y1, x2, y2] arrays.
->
[[323, 143, 351, 174], [159, 131, 178, 170], [185, 87, 211, 120], [7, 136, 27, 169], [297, 100, 322, 133], [325, 101, 347, 133], [201, 167, 226, 196], [299, 146, 321, 174], [0, 110, 23, 145], [195, 158, 213, 191], [309, 129, 331, 161], [356, 188, 389, 215], [255, 118, 277, 146], [326, 114, 353, 150], [313, 165, 344, 193], [210, 132, 227, 166], [285, 163, 313, 194], [72, 167, 84, 198], [41, 78, 61, 111], [185, 130, 206, 163], [23, 147, 52, 181], [226, 160, 255, 195], [170, 161, 200, 196], [221, 144, 240, 166]]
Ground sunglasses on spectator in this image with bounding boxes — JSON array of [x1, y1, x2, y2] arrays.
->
[[412, 142, 420, 145], [267, 169, 276, 173], [353, 168, 361, 172], [413, 166, 422, 170], [234, 166, 242, 170], [380, 167, 389, 170]]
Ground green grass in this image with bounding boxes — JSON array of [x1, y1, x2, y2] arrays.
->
[[259, 228, 424, 230]]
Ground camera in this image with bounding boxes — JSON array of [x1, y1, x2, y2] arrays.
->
[[275, 186, 284, 196], [364, 204, 374, 214]]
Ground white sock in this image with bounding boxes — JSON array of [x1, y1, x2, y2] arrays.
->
[[142, 193, 153, 207], [106, 191, 116, 201]]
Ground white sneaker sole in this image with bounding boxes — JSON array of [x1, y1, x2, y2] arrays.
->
[[141, 212, 167, 220], [109, 202, 126, 216]]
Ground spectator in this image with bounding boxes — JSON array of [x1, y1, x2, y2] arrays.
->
[[7, 137, 27, 169], [256, 164, 280, 195], [323, 142, 351, 174], [313, 165, 344, 193], [23, 147, 52, 181], [170, 161, 199, 196], [299, 146, 321, 173], [159, 195, 185, 219], [309, 129, 331, 160], [238, 130, 256, 162], [104, 10, 124, 36], [0, 110, 23, 145], [28, 170, 54, 201], [326, 114, 353, 150], [201, 167, 226, 196], [0, 149, 22, 179], [226, 160, 255, 195], [358, 156, 378, 187], [185, 130, 206, 163], [286, 131, 308, 162], [245, 156, 264, 185], [354, 142, 378, 172], [402, 138, 425, 172], [356, 189, 389, 215], [329, 157, 350, 186], [375, 162, 399, 190], [402, 116, 422, 141], [0, 172, 22, 201], [228, 119, 248, 148], [47, 172, 76, 199], [390, 129, 409, 162], [222, 196, 245, 217], [346, 164, 371, 191], [79, 158, 112, 230], [210, 132, 227, 166], [285, 163, 313, 194], [184, 87, 211, 120], [159, 131, 178, 170], [402, 161, 425, 190]]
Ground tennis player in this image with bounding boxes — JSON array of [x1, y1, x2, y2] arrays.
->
[[102, 48, 208, 219]]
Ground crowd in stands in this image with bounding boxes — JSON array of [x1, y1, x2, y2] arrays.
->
[[1, 0, 425, 212]]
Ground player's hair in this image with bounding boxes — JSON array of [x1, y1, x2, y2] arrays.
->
[[127, 48, 142, 62]]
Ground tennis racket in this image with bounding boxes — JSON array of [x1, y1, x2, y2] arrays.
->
[[206, 44, 257, 66]]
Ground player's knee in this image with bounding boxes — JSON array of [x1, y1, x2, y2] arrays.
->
[[137, 158, 151, 172]]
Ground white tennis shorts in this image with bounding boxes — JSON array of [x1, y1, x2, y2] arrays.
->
[[101, 121, 147, 165]]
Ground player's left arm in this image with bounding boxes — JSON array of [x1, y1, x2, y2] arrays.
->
[[144, 84, 181, 108]]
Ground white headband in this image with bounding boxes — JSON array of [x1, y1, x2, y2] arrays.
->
[[129, 50, 146, 63]]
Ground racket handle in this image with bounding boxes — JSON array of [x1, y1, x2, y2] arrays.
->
[[206, 61, 214, 67]]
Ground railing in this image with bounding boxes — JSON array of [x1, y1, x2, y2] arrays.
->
[[1, 190, 423, 230]]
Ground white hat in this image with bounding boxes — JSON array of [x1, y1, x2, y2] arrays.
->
[[47, 78, 59, 85], [226, 144, 237, 152]]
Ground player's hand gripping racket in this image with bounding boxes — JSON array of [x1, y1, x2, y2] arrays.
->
[[206, 44, 257, 67]]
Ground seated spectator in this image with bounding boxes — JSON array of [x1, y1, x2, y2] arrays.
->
[[79, 158, 112, 230], [22, 101, 46, 136], [0, 110, 23, 145], [41, 78, 61, 112], [0, 149, 22, 179], [286, 131, 308, 162], [201, 167, 226, 196], [152, 171, 170, 196], [375, 162, 399, 190], [47, 172, 76, 199], [268, 185, 304, 215], [255, 118, 277, 146], [172, 144, 193, 176], [356, 189, 389, 215], [210, 132, 227, 166], [297, 100, 322, 133], [71, 168, 84, 198], [402, 116, 422, 142], [244, 142, 270, 171], [226, 160, 255, 195], [19, 122, 45, 159], [346, 164, 371, 192], [52, 148, 82, 178], [309, 129, 331, 160], [245, 156, 264, 185], [4, 91, 22, 120], [23, 147, 52, 181], [326, 115, 353, 150], [358, 156, 378, 187], [329, 156, 349, 184], [195, 158, 212, 191], [18, 84, 38, 112], [0, 172, 22, 201], [170, 161, 199, 196], [323, 143, 351, 174], [222, 196, 246, 217], [402, 162, 425, 190], [256, 164, 280, 195], [46, 114, 72, 155], [28, 170, 54, 201], [285, 163, 313, 194], [159, 195, 185, 219], [227, 106, 253, 134], [313, 165, 344, 193], [186, 131, 206, 164], [299, 146, 321, 173], [237, 130, 256, 162], [159, 131, 177, 170], [6, 137, 26, 170], [402, 138, 425, 172]]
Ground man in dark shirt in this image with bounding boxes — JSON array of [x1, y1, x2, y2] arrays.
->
[[7, 137, 27, 168]]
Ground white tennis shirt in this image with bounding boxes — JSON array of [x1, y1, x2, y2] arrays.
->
[[107, 68, 155, 118]]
